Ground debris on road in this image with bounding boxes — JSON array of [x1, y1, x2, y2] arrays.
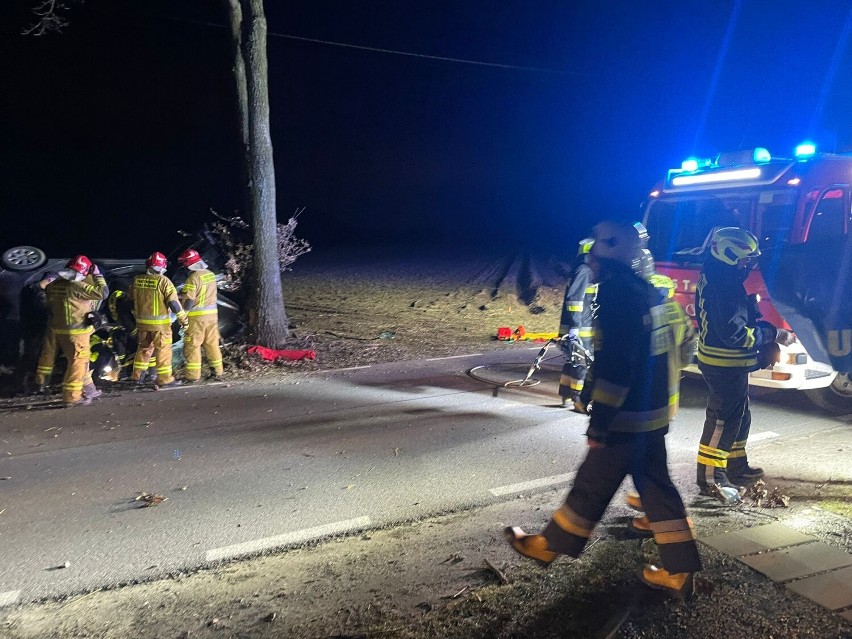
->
[[135, 492, 168, 507], [743, 480, 791, 508]]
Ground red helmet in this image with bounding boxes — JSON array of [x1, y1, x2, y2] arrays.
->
[[66, 255, 93, 275], [146, 251, 168, 270], [178, 248, 202, 267]]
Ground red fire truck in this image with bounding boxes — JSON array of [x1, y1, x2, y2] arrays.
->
[[642, 143, 851, 413]]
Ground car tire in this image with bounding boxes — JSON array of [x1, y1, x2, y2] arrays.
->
[[805, 372, 852, 414], [2, 246, 47, 271]]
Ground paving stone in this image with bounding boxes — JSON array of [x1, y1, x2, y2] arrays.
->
[[740, 542, 852, 582], [699, 522, 813, 556], [840, 608, 852, 622], [786, 565, 852, 610]]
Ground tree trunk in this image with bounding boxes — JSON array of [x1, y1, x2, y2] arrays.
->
[[226, 0, 252, 215], [238, 0, 289, 347]]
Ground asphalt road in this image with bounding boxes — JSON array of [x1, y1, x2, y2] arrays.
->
[[0, 347, 847, 607]]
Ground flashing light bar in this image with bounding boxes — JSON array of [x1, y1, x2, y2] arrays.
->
[[671, 167, 761, 186], [787, 178, 801, 186], [649, 189, 660, 198], [681, 158, 699, 172], [795, 142, 816, 158]]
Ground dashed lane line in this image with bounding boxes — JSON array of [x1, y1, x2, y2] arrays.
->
[[205, 516, 372, 562], [426, 353, 483, 361], [748, 431, 781, 442], [0, 590, 21, 607], [489, 472, 577, 497]]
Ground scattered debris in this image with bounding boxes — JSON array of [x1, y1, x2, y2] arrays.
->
[[0, 476, 10, 480], [451, 585, 468, 598], [483, 558, 509, 584], [262, 612, 276, 623], [743, 480, 790, 508], [135, 492, 168, 507]]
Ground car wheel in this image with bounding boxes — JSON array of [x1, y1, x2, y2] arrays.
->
[[805, 372, 852, 414], [2, 246, 47, 271]]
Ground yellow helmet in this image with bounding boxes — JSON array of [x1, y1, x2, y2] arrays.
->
[[577, 238, 594, 256], [709, 227, 760, 266]]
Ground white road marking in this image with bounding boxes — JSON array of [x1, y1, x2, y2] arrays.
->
[[426, 353, 483, 361], [748, 431, 781, 442], [157, 382, 226, 392], [0, 590, 21, 607], [331, 366, 372, 372], [489, 472, 577, 497], [205, 516, 372, 562]]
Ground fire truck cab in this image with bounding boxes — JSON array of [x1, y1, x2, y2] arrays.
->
[[643, 144, 851, 413]]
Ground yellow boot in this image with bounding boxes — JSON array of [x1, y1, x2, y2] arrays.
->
[[503, 526, 557, 568], [630, 515, 653, 536], [640, 565, 695, 600], [625, 491, 643, 511]]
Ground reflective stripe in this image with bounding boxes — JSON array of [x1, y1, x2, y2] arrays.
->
[[584, 285, 597, 294], [698, 444, 729, 458], [696, 351, 758, 368], [591, 379, 629, 408], [567, 303, 583, 312], [552, 504, 594, 539], [185, 363, 202, 370], [610, 406, 670, 431], [697, 455, 727, 467], [188, 309, 217, 316], [650, 517, 697, 545], [728, 449, 747, 459]]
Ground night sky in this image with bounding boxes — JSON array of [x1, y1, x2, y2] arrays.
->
[[2, 0, 852, 260]]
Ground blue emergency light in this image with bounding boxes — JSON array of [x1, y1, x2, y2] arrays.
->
[[681, 158, 699, 172], [795, 142, 816, 158], [752, 147, 771, 163]]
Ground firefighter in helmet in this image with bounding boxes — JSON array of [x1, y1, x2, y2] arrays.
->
[[505, 220, 702, 599], [43, 255, 109, 407], [177, 248, 223, 382], [129, 251, 187, 387], [695, 227, 795, 494], [557, 237, 597, 410]]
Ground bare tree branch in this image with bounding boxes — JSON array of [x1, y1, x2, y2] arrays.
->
[[23, 0, 77, 36]]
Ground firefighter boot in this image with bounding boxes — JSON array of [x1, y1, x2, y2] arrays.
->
[[82, 383, 103, 400], [630, 515, 653, 536], [626, 491, 643, 511], [727, 462, 765, 484], [64, 397, 93, 409], [640, 565, 695, 601], [503, 527, 557, 568]]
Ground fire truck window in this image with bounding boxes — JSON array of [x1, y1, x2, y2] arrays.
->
[[807, 191, 847, 241], [646, 199, 748, 260]]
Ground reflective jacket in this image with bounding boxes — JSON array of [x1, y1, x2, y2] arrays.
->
[[45, 275, 109, 335], [695, 259, 777, 370], [588, 261, 677, 440], [558, 261, 597, 338], [180, 269, 218, 318], [129, 272, 180, 332]]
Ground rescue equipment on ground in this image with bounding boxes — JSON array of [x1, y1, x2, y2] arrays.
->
[[247, 346, 316, 361], [495, 325, 559, 342]]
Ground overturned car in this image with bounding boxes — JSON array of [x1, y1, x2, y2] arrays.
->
[[0, 235, 243, 384]]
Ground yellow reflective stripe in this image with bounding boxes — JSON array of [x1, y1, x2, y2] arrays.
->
[[578, 328, 593, 338], [157, 367, 171, 374], [611, 407, 670, 430], [183, 284, 197, 292], [584, 285, 597, 294], [185, 363, 202, 370], [698, 444, 728, 458], [731, 440, 747, 449], [728, 449, 747, 459], [699, 343, 754, 357], [591, 379, 629, 407], [36, 366, 53, 374], [208, 359, 222, 366], [136, 318, 172, 325], [187, 309, 217, 316], [64, 382, 84, 389], [697, 455, 727, 467], [552, 504, 594, 539], [566, 303, 583, 312], [696, 352, 758, 367]]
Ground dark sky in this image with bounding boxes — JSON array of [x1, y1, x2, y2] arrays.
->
[[2, 1, 852, 259]]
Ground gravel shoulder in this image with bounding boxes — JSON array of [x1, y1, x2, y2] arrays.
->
[[1, 249, 851, 639]]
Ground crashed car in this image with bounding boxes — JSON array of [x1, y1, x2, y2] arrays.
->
[[0, 240, 243, 381]]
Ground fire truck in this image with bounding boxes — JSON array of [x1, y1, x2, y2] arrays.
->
[[642, 143, 851, 413]]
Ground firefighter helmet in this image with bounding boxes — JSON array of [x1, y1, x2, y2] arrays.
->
[[178, 248, 202, 267], [146, 251, 168, 271], [577, 238, 594, 256], [590, 220, 643, 267], [709, 227, 760, 266], [66, 255, 93, 275]]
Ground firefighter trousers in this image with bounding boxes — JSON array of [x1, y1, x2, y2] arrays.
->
[[558, 336, 592, 401], [696, 365, 752, 486], [542, 429, 702, 574], [183, 315, 222, 381], [34, 328, 58, 386], [55, 332, 94, 404], [133, 329, 174, 385]]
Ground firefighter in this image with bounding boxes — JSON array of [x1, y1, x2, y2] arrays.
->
[[557, 237, 597, 410], [505, 220, 702, 600], [177, 249, 223, 382], [43, 256, 109, 407], [129, 252, 187, 387], [695, 227, 795, 493], [15, 270, 58, 394]]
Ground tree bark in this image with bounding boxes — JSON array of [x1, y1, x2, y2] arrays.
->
[[233, 0, 290, 347], [226, 0, 252, 215]]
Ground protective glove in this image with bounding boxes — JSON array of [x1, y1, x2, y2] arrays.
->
[[91, 264, 101, 276], [177, 312, 189, 328], [567, 328, 579, 340], [775, 328, 796, 347]]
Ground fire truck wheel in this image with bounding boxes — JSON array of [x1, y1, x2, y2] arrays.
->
[[805, 373, 852, 415]]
